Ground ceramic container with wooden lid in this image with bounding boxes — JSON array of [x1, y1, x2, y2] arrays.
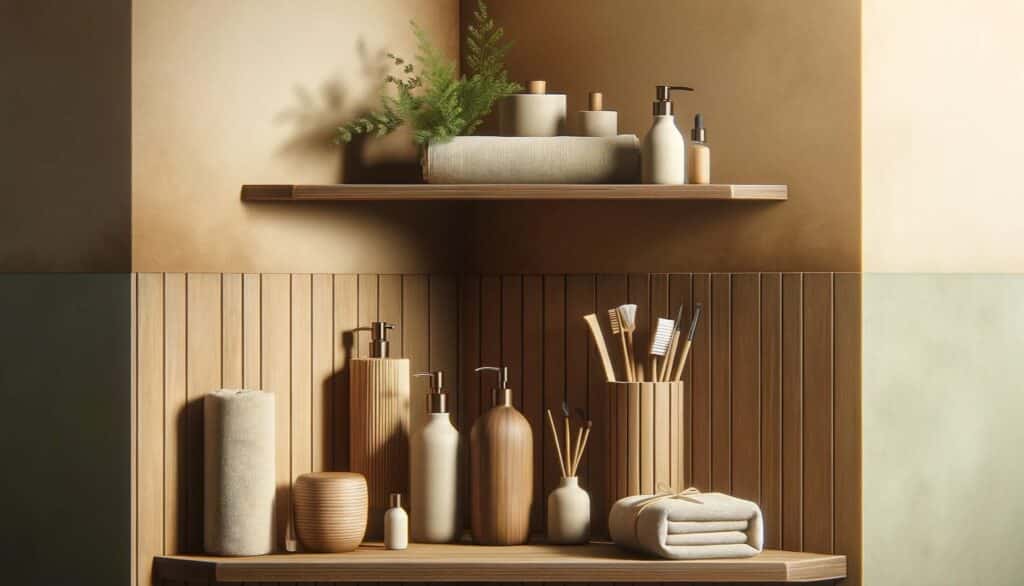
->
[[293, 472, 368, 553]]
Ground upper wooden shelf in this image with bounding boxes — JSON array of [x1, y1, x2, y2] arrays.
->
[[154, 543, 845, 583], [242, 184, 788, 201]]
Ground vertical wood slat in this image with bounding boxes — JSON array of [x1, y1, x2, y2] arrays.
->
[[521, 276, 545, 532], [690, 274, 712, 491], [731, 274, 760, 503], [138, 274, 164, 586], [186, 274, 221, 553], [164, 274, 187, 555], [403, 275, 429, 435], [803, 273, 834, 554], [781, 273, 804, 551], [834, 273, 862, 584], [501, 276, 523, 422], [542, 275, 566, 519], [668, 274, 692, 489], [565, 275, 592, 482], [291, 275, 313, 501], [592, 274, 626, 537], [130, 275, 137, 586], [761, 273, 783, 549], [459, 276, 481, 531], [710, 274, 731, 493], [311, 274, 333, 473], [261, 274, 291, 552], [222, 274, 243, 389], [242, 274, 261, 390], [333, 275, 358, 471]]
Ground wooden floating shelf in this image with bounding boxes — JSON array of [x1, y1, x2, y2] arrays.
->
[[154, 543, 845, 583], [242, 183, 788, 201]]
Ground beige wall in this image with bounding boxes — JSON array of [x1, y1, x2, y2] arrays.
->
[[862, 0, 1024, 272], [862, 2, 1024, 584], [465, 0, 860, 273], [132, 0, 461, 273], [1, 0, 131, 271]]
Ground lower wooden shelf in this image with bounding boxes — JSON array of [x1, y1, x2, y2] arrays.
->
[[154, 542, 846, 583]]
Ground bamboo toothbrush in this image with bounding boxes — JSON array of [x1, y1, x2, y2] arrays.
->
[[608, 308, 633, 381], [649, 318, 674, 383], [671, 303, 703, 382], [617, 304, 638, 381], [584, 313, 617, 382], [545, 409, 568, 477], [660, 304, 686, 381]]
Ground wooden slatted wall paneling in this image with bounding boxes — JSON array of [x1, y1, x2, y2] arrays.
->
[[133, 272, 860, 586]]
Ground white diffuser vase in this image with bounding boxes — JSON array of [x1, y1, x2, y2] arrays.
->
[[547, 476, 591, 544]]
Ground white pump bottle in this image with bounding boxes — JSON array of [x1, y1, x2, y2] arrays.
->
[[641, 85, 693, 184], [409, 370, 460, 543]]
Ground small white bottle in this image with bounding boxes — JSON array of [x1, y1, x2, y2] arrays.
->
[[384, 493, 408, 550], [688, 113, 711, 184], [641, 85, 693, 184], [410, 371, 460, 543]]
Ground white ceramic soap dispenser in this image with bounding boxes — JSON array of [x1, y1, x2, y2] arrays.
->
[[409, 370, 460, 543], [641, 85, 693, 184]]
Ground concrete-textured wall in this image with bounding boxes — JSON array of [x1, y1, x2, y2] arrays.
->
[[863, 274, 1024, 585]]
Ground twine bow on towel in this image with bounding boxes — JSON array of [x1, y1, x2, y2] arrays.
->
[[633, 483, 704, 520]]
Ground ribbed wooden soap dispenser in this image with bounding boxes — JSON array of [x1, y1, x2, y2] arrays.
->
[[470, 366, 533, 545], [350, 321, 410, 539]]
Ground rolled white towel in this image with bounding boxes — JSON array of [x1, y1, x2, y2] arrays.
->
[[204, 389, 276, 556], [609, 491, 764, 560], [423, 135, 641, 184]]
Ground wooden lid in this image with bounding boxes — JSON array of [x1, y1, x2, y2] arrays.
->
[[527, 80, 547, 94], [588, 92, 603, 111]]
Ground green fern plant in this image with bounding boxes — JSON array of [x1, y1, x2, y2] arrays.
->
[[335, 0, 521, 146]]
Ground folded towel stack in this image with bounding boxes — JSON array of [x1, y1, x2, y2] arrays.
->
[[608, 490, 764, 560]]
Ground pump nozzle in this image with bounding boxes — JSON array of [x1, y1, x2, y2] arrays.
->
[[415, 370, 448, 413], [370, 321, 395, 358], [653, 85, 694, 116], [474, 366, 512, 406]]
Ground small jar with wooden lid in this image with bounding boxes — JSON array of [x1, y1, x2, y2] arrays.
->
[[293, 472, 368, 553]]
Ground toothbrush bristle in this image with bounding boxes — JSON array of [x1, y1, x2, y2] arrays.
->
[[651, 318, 675, 355], [608, 308, 622, 334], [618, 304, 637, 329]]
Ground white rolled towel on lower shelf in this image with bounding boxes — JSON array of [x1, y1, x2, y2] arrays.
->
[[423, 135, 641, 184], [204, 389, 275, 556], [609, 491, 764, 560]]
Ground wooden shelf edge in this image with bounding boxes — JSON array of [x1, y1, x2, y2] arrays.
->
[[241, 183, 788, 201], [154, 544, 844, 583]]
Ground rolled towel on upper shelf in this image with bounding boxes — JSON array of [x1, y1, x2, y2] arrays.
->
[[423, 135, 641, 184], [609, 490, 764, 560]]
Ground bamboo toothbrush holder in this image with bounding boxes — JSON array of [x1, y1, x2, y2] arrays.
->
[[605, 381, 685, 511]]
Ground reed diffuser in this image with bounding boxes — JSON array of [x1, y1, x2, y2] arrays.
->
[[545, 406, 592, 544]]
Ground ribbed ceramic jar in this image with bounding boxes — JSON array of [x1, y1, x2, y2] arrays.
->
[[547, 476, 591, 544], [293, 472, 367, 553]]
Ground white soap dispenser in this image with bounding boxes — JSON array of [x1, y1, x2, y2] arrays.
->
[[409, 370, 460, 543], [641, 85, 693, 184]]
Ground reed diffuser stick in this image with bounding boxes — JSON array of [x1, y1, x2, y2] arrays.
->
[[572, 421, 593, 475], [545, 409, 567, 477], [570, 426, 584, 476]]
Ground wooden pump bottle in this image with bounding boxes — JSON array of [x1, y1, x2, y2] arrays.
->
[[349, 321, 410, 539], [470, 366, 534, 545]]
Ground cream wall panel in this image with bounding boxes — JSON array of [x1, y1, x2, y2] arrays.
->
[[863, 0, 1024, 271]]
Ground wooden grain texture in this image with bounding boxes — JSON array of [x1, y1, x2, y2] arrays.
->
[[833, 273, 862, 585], [802, 274, 834, 554], [132, 272, 859, 585], [761, 273, 783, 550], [469, 403, 534, 545], [781, 274, 804, 552], [241, 183, 789, 201], [130, 275, 137, 586], [164, 274, 187, 554], [154, 545, 845, 583]]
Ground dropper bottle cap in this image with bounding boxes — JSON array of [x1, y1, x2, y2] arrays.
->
[[691, 113, 706, 142], [414, 370, 449, 414]]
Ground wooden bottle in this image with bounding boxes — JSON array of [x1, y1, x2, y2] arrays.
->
[[350, 321, 410, 539], [470, 366, 533, 545]]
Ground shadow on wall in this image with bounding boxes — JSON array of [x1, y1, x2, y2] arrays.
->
[[273, 38, 420, 184]]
